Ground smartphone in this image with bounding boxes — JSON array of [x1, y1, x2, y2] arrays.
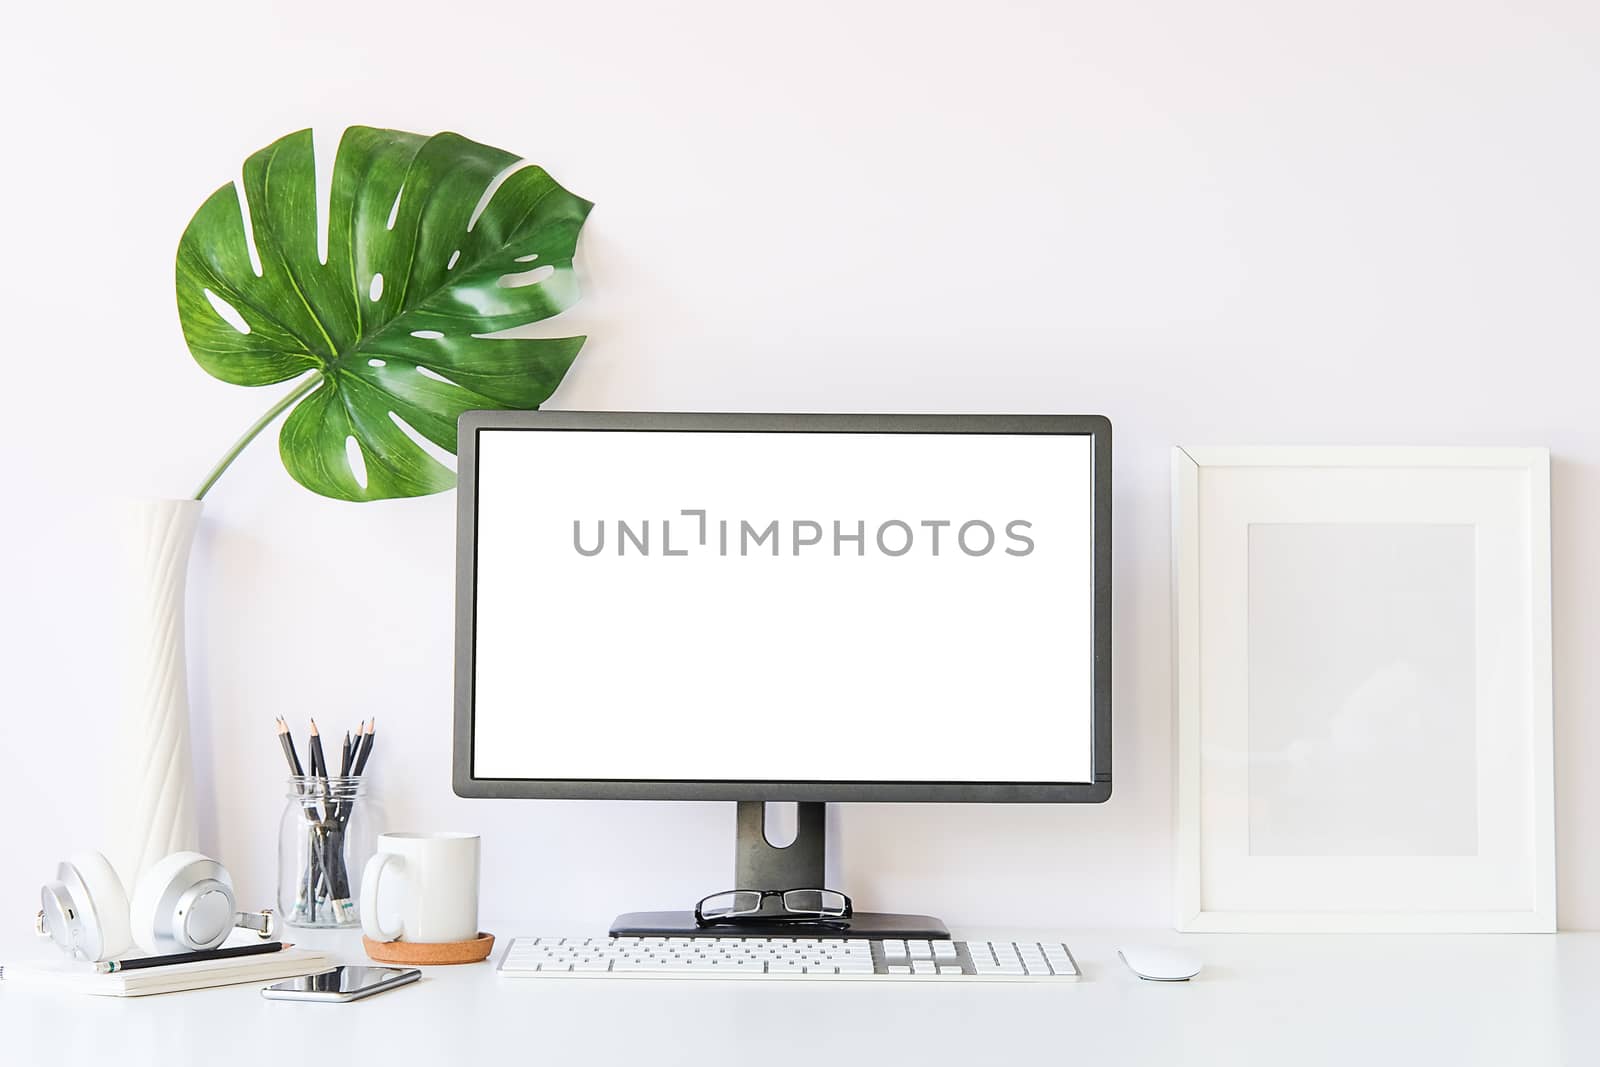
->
[[260, 965, 420, 1002]]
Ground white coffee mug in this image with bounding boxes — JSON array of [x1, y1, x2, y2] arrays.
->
[[360, 832, 480, 943]]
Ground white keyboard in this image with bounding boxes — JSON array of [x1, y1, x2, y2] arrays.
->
[[499, 936, 1080, 981]]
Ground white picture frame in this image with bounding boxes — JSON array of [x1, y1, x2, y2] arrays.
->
[[1172, 446, 1554, 933]]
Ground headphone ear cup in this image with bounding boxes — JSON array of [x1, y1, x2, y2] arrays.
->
[[74, 851, 133, 960], [129, 852, 237, 954], [39, 851, 132, 962]]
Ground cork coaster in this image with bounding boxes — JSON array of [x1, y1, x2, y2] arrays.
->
[[363, 931, 495, 965]]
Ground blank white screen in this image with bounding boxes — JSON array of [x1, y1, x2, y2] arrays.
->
[[471, 430, 1096, 783]]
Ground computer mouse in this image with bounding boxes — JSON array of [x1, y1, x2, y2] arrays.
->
[[1117, 945, 1202, 981]]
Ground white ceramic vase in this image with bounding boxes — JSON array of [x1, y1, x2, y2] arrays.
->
[[109, 498, 203, 887]]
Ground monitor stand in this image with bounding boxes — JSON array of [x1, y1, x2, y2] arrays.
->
[[610, 801, 950, 940]]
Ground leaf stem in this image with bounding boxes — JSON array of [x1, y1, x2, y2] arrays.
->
[[193, 372, 324, 500]]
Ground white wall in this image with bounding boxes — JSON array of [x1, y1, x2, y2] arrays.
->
[[3, 0, 1598, 931]]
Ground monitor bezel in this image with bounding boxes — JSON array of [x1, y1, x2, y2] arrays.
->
[[452, 411, 1111, 803]]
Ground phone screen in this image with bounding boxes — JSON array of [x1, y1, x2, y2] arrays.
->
[[274, 965, 410, 994]]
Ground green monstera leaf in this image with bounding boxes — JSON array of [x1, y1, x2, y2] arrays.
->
[[176, 126, 592, 501]]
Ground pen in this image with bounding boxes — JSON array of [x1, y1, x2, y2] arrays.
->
[[96, 941, 289, 973]]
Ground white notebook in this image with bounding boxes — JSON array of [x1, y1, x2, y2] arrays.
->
[[0, 948, 335, 997]]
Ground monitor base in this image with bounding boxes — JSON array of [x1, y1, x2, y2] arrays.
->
[[609, 910, 950, 940], [610, 801, 949, 940]]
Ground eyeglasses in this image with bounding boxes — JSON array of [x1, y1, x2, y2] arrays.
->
[[694, 889, 853, 926]]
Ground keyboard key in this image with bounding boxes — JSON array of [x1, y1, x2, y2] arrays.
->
[[933, 942, 959, 960], [1043, 947, 1076, 975]]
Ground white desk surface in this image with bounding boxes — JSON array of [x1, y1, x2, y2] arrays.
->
[[3, 924, 1597, 1066]]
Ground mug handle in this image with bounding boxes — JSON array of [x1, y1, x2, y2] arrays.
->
[[360, 853, 405, 942]]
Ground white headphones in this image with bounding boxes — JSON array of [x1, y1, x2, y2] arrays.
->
[[37, 850, 273, 962]]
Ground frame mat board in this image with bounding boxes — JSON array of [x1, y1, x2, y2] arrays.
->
[[1171, 446, 1554, 933]]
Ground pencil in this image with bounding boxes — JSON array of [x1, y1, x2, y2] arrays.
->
[[308, 719, 327, 779], [275, 718, 305, 777], [96, 941, 289, 973], [339, 731, 352, 777], [308, 718, 334, 825], [352, 718, 376, 776]]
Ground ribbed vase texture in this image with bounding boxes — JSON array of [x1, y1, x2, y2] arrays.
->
[[109, 498, 203, 886]]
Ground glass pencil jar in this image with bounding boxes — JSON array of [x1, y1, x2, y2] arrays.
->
[[278, 776, 381, 929]]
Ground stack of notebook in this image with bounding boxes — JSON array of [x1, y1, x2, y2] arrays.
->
[[0, 947, 335, 997]]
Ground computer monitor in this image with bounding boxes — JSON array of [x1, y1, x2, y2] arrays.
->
[[453, 412, 1111, 937]]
